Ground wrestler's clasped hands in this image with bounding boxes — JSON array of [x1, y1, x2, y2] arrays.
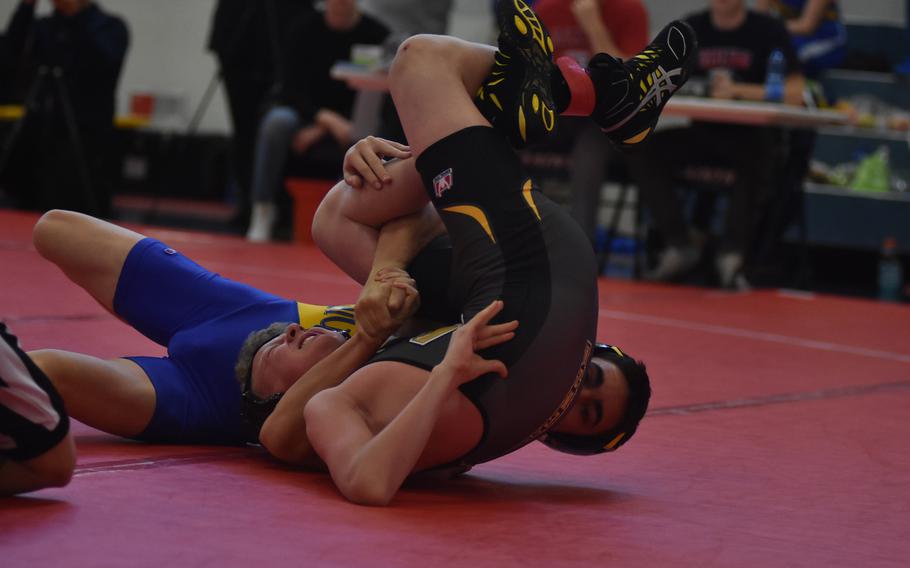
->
[[355, 267, 420, 341]]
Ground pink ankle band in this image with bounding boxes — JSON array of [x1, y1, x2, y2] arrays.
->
[[557, 56, 595, 117]]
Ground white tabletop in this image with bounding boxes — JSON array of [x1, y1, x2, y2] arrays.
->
[[331, 62, 390, 92], [331, 63, 852, 128], [664, 96, 850, 128]]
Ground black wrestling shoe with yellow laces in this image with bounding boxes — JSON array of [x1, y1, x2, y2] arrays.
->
[[475, 0, 558, 148], [591, 20, 697, 148]]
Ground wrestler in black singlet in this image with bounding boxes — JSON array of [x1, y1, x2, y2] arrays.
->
[[369, 126, 598, 466]]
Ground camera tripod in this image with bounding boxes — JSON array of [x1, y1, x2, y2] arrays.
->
[[0, 65, 98, 214]]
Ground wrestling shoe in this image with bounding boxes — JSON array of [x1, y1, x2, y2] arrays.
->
[[589, 20, 697, 148], [474, 0, 558, 148]]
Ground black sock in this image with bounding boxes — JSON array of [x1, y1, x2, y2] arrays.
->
[[551, 68, 571, 114]]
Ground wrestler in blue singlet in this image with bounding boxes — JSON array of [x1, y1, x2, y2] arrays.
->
[[113, 238, 355, 444]]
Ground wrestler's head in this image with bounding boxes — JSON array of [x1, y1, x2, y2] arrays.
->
[[540, 344, 651, 455], [235, 322, 348, 441], [236, 322, 348, 398]]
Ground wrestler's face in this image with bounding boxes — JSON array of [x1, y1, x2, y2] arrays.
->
[[551, 358, 629, 436], [250, 324, 347, 396]]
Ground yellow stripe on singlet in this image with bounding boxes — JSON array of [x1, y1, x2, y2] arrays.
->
[[409, 325, 459, 346], [297, 303, 357, 336], [442, 205, 496, 243], [521, 179, 541, 221], [604, 432, 626, 450]]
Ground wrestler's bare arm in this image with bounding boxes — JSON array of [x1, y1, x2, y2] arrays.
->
[[259, 281, 420, 465], [304, 301, 516, 506]]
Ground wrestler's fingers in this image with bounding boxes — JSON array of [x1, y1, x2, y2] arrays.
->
[[369, 136, 411, 159], [362, 151, 390, 188], [345, 173, 364, 188], [398, 283, 420, 316], [375, 267, 412, 282], [347, 152, 382, 189], [382, 277, 417, 291], [390, 281, 419, 311], [482, 320, 519, 336], [477, 358, 508, 378], [386, 284, 407, 312], [474, 331, 515, 351], [343, 160, 368, 189], [466, 300, 505, 329]]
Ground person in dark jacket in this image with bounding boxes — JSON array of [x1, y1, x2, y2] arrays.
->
[[207, 0, 316, 233], [2, 0, 129, 215]]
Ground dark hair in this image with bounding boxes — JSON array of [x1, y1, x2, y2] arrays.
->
[[235, 322, 293, 443], [234, 322, 292, 394], [606, 348, 651, 444], [538, 344, 651, 455]]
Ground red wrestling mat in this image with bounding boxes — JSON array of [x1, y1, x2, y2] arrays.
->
[[2, 209, 908, 567]]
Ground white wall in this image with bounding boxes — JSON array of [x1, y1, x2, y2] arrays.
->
[[0, 0, 905, 134], [646, 0, 905, 27]]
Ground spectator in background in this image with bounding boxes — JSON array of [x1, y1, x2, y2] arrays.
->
[[755, 0, 846, 78], [625, 0, 805, 289], [1, 0, 129, 216], [208, 0, 315, 233], [755, 1, 845, 271], [1, 323, 75, 496], [246, 0, 388, 242], [533, 0, 648, 248]]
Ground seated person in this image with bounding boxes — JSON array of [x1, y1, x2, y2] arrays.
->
[[257, 0, 694, 505], [625, 0, 805, 289], [1, 322, 75, 495], [755, 0, 846, 240], [246, 0, 389, 242]]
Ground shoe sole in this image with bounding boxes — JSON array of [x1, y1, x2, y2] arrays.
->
[[493, 0, 557, 144], [607, 21, 697, 147]]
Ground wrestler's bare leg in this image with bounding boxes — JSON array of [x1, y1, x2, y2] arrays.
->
[[29, 210, 155, 437], [389, 35, 495, 156], [314, 36, 497, 282]]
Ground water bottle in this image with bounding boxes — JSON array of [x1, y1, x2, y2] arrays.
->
[[765, 49, 786, 102], [878, 237, 904, 302]]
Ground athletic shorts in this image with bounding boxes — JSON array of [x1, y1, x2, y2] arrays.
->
[[0, 323, 70, 461], [371, 126, 599, 465], [113, 238, 299, 444]]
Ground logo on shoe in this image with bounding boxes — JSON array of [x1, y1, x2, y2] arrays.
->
[[641, 67, 678, 104], [433, 168, 454, 198]]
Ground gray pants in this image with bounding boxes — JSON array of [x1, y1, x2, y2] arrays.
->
[[250, 106, 300, 203]]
